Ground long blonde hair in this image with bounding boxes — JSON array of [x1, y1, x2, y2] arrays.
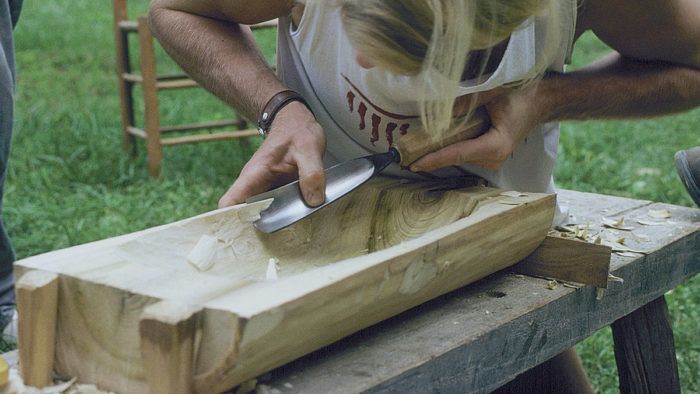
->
[[336, 0, 565, 140]]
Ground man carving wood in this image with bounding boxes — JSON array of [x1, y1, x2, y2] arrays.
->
[[148, 0, 700, 391]]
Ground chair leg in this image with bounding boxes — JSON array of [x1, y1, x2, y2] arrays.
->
[[113, 0, 137, 156], [137, 16, 163, 177]]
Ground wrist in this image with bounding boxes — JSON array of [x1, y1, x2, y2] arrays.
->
[[270, 101, 323, 139], [258, 90, 313, 138]]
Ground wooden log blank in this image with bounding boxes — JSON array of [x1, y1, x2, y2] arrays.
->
[[611, 296, 680, 394], [17, 270, 59, 387]]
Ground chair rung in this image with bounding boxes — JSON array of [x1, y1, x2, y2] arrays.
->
[[161, 130, 259, 145], [118, 21, 138, 32], [122, 73, 142, 83], [156, 79, 198, 89], [160, 119, 246, 133], [126, 126, 147, 139], [122, 73, 199, 89]]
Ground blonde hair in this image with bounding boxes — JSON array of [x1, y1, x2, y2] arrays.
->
[[337, 0, 564, 140]]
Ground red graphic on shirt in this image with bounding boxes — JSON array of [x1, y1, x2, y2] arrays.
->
[[342, 74, 419, 147], [346, 91, 355, 112], [357, 102, 367, 130]]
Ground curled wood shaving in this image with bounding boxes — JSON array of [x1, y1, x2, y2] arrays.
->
[[499, 191, 529, 198], [596, 288, 606, 300], [636, 219, 665, 226], [187, 235, 219, 272], [266, 257, 280, 281], [602, 240, 647, 254], [602, 217, 634, 231], [547, 280, 559, 290], [608, 274, 624, 283], [615, 251, 642, 258], [648, 208, 672, 219]]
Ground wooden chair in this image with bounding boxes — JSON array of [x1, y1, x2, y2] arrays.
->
[[113, 0, 276, 176]]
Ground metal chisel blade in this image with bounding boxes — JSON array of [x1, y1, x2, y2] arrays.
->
[[246, 150, 397, 233]]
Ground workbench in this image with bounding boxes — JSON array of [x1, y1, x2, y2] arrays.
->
[[249, 190, 700, 393], [2, 190, 697, 393]]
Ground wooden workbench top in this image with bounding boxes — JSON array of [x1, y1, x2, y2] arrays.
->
[[256, 190, 700, 393]]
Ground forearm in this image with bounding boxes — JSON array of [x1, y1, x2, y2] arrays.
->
[[148, 3, 287, 121], [539, 52, 700, 123]]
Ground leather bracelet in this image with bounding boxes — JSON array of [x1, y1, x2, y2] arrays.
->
[[257, 90, 312, 138]]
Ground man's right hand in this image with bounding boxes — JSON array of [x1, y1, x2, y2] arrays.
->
[[218, 102, 327, 208]]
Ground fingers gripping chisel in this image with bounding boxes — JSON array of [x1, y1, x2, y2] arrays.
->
[[247, 108, 490, 233]]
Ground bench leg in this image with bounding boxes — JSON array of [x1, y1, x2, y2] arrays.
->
[[611, 296, 680, 394]]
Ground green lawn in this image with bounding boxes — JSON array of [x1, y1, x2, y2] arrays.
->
[[7, 1, 699, 392]]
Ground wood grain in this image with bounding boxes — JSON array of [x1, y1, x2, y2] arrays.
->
[[139, 301, 202, 394], [515, 236, 612, 288], [17, 270, 59, 387], [15, 179, 555, 393]]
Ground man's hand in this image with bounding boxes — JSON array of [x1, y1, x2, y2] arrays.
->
[[218, 102, 326, 208], [410, 86, 544, 172]]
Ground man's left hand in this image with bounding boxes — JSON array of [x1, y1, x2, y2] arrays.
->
[[410, 85, 546, 172]]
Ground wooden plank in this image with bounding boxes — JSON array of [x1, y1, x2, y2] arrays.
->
[[160, 129, 259, 145], [17, 270, 59, 387], [514, 236, 612, 288], [139, 301, 202, 394], [15, 179, 555, 393], [257, 193, 699, 393], [611, 296, 680, 394]]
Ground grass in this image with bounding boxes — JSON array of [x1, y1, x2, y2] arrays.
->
[[6, 1, 699, 391]]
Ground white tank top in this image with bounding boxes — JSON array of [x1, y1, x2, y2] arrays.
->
[[276, 2, 577, 220]]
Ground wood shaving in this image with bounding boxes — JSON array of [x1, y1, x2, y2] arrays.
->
[[601, 240, 646, 254], [601, 217, 634, 231], [547, 280, 558, 290], [608, 274, 624, 283], [636, 219, 665, 226], [636, 167, 661, 176], [499, 191, 528, 198], [236, 379, 258, 394], [498, 199, 524, 205], [615, 251, 642, 258], [266, 257, 279, 281], [187, 235, 219, 272], [596, 288, 606, 300], [648, 209, 672, 219], [66, 385, 109, 394], [256, 384, 282, 394]]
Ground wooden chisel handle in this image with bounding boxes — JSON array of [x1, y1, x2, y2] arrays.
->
[[395, 106, 491, 167]]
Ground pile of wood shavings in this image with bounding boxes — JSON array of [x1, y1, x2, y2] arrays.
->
[[1, 370, 112, 394], [554, 208, 675, 258]]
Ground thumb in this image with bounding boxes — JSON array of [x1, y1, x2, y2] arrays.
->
[[296, 150, 326, 207]]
